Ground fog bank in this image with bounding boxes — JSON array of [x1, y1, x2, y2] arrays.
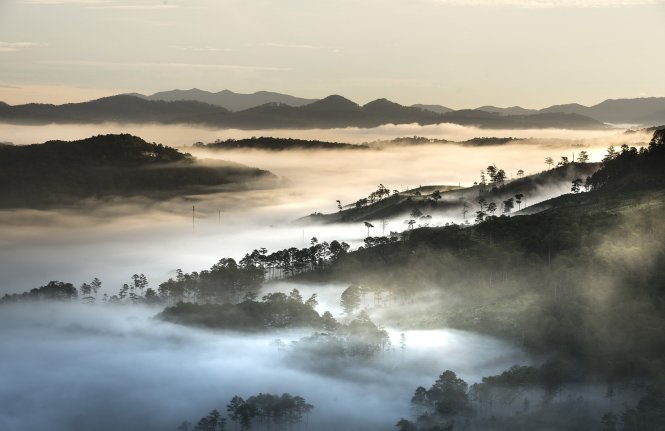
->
[[0, 125, 651, 294], [0, 302, 529, 431]]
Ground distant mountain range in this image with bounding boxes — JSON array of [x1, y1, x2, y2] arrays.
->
[[478, 98, 665, 125], [0, 94, 608, 130], [122, 88, 665, 126], [129, 89, 317, 112]]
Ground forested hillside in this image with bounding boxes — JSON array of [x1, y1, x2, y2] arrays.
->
[[0, 134, 274, 208]]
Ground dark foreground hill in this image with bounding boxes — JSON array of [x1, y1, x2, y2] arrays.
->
[[312, 130, 665, 383], [0, 134, 275, 208]]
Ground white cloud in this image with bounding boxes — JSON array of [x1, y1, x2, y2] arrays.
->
[[170, 45, 236, 52], [87, 4, 181, 9], [21, 0, 194, 8], [42, 60, 292, 72], [21, 0, 112, 4], [428, 0, 664, 7], [0, 42, 48, 52], [248, 42, 323, 50]]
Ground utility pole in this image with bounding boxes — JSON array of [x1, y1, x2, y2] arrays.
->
[[192, 206, 195, 230]]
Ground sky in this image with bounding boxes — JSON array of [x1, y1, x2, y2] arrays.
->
[[0, 0, 664, 108]]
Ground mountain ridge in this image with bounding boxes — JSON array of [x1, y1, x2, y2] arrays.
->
[[0, 94, 606, 130], [131, 88, 318, 111]]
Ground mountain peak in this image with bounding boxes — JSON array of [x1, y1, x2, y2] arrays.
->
[[306, 95, 360, 111], [363, 98, 401, 108]]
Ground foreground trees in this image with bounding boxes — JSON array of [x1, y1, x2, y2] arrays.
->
[[185, 393, 313, 431], [158, 241, 349, 305], [226, 393, 313, 431], [158, 288, 326, 330]]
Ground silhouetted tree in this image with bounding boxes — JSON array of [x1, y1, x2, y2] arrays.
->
[[603, 145, 618, 163], [515, 193, 524, 210], [193, 410, 225, 431], [396, 418, 418, 431], [545, 157, 554, 169], [364, 221, 374, 238], [341, 284, 362, 315], [577, 151, 589, 163]]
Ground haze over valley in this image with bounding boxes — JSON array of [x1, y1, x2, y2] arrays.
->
[[2, 0, 665, 430]]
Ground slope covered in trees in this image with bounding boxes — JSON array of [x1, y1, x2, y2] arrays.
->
[[302, 162, 599, 224], [0, 134, 274, 208], [315, 131, 665, 387]]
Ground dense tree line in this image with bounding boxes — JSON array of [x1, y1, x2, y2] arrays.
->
[[158, 288, 326, 330], [590, 130, 665, 191], [182, 393, 313, 431], [194, 136, 369, 151], [396, 364, 665, 431], [0, 281, 78, 303], [0, 237, 350, 307], [158, 239, 349, 304]]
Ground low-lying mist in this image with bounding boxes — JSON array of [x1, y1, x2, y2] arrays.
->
[[0, 123, 651, 294], [0, 121, 646, 147], [0, 301, 529, 431]]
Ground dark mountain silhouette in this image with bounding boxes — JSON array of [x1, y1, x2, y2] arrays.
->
[[362, 98, 442, 124], [0, 95, 231, 124], [539, 102, 589, 116], [0, 134, 274, 208], [440, 109, 603, 129], [472, 98, 665, 125], [0, 94, 606, 129], [539, 97, 665, 124], [131, 88, 318, 111], [476, 105, 539, 116], [637, 108, 665, 126], [411, 104, 454, 114], [305, 94, 361, 114]]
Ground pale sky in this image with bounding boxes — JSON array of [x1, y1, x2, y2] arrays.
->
[[0, 0, 664, 108]]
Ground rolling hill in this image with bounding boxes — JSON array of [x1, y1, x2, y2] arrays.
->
[[0, 134, 275, 208]]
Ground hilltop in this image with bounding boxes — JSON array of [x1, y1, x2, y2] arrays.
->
[[0, 134, 275, 208]]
